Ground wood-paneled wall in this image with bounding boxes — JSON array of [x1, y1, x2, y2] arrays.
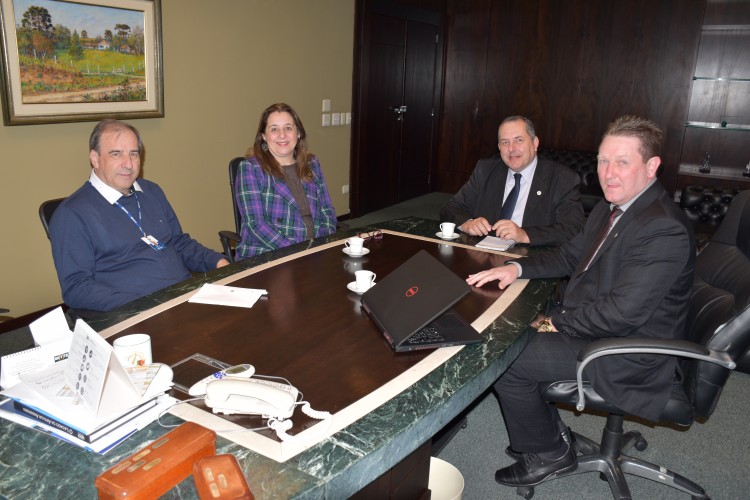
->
[[435, 0, 706, 195]]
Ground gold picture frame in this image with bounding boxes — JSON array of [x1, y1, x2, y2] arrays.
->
[[0, 0, 163, 125]]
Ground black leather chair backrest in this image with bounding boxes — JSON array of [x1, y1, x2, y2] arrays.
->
[[710, 189, 750, 257], [228, 157, 245, 234], [688, 302, 750, 419], [39, 198, 66, 240], [694, 190, 750, 319], [689, 189, 750, 375]]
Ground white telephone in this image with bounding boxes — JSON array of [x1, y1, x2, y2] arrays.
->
[[204, 378, 298, 419]]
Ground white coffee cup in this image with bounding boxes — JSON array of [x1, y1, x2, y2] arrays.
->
[[355, 270, 376, 292], [113, 333, 152, 367], [346, 236, 365, 254], [440, 222, 456, 237]]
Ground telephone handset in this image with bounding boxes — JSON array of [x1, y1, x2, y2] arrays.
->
[[204, 378, 298, 419]]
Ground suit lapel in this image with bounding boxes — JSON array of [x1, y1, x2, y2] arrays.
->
[[523, 159, 550, 224], [573, 182, 663, 277]]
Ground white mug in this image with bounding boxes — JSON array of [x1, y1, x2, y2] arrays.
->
[[440, 222, 456, 237], [346, 237, 365, 254], [355, 270, 376, 292], [113, 333, 152, 367]]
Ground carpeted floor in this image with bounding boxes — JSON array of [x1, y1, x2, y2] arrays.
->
[[343, 192, 452, 230], [436, 372, 750, 499]]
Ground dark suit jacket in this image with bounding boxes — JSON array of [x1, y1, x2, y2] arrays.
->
[[440, 156, 585, 246], [520, 181, 696, 421]]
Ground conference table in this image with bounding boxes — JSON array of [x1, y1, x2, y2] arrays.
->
[[0, 217, 557, 499]]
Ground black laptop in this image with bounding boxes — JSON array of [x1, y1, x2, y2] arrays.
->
[[360, 250, 483, 352]]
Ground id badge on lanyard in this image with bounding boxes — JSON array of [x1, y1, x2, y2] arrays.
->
[[141, 235, 166, 251], [116, 193, 166, 251]]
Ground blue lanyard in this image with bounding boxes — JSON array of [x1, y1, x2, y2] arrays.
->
[[113, 192, 146, 238]]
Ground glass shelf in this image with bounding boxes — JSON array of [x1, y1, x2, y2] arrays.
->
[[679, 165, 750, 186], [686, 121, 750, 131], [693, 76, 750, 82], [701, 24, 750, 31]]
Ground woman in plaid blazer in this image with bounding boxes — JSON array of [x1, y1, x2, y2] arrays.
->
[[235, 103, 337, 258]]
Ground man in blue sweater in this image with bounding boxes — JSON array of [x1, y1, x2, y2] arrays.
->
[[50, 119, 229, 312]]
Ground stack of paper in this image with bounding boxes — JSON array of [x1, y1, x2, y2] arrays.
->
[[475, 235, 515, 252], [188, 283, 268, 308]]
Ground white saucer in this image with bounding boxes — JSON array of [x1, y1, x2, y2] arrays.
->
[[347, 281, 374, 294], [436, 232, 459, 240], [343, 247, 370, 257]]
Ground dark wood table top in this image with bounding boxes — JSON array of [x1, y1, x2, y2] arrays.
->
[[104, 231, 514, 447]]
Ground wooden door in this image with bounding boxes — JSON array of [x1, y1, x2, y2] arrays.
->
[[351, 1, 444, 216]]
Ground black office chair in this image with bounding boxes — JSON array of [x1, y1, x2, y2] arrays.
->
[[39, 198, 66, 240], [512, 296, 750, 498], [693, 189, 750, 372], [218, 157, 245, 263]]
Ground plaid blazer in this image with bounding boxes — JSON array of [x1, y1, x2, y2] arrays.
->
[[235, 155, 337, 258]]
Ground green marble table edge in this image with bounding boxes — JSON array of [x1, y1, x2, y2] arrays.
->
[[0, 217, 557, 499]]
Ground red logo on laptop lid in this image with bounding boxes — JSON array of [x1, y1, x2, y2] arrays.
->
[[405, 286, 419, 297]]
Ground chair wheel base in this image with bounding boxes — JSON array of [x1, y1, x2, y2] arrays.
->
[[516, 486, 535, 499]]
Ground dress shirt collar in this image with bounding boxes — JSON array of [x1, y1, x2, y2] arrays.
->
[[613, 178, 657, 213], [89, 170, 142, 204], [506, 155, 538, 184]]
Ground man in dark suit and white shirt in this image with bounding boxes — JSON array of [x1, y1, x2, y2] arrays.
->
[[466, 116, 695, 488], [440, 115, 585, 246]]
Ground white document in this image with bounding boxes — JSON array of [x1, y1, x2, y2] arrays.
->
[[0, 307, 73, 389], [1, 319, 173, 434], [29, 307, 72, 345], [475, 235, 515, 252], [188, 283, 268, 308]]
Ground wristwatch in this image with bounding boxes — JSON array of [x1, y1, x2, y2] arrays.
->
[[538, 317, 555, 332]]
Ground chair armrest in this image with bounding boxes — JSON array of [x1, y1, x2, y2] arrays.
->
[[218, 230, 241, 263], [574, 338, 736, 411]]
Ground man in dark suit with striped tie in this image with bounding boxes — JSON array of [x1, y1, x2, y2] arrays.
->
[[440, 116, 585, 246], [466, 116, 695, 489]]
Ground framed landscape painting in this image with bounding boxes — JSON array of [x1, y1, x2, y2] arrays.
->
[[0, 0, 163, 125]]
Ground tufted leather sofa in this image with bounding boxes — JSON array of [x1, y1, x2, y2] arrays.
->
[[538, 148, 602, 215], [679, 185, 744, 242]]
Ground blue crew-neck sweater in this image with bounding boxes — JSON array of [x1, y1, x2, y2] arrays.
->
[[50, 179, 224, 311]]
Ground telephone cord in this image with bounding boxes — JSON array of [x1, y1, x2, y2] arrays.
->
[[268, 401, 332, 442]]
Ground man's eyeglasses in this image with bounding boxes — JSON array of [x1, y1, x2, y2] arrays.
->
[[357, 230, 383, 241]]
